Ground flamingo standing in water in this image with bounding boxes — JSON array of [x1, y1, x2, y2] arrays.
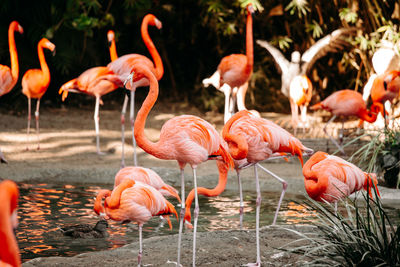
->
[[310, 89, 380, 154], [303, 151, 379, 211], [0, 21, 23, 162], [107, 14, 164, 167], [21, 38, 55, 150], [94, 179, 178, 266], [219, 109, 312, 266], [203, 4, 255, 123], [59, 31, 124, 154], [129, 64, 233, 266], [0, 180, 20, 267]]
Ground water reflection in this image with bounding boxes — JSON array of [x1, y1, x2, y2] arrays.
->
[[15, 182, 399, 262]]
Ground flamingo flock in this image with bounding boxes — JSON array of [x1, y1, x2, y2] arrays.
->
[[1, 3, 398, 266]]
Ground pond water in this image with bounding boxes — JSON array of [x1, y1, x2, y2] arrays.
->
[[16, 182, 399, 262]]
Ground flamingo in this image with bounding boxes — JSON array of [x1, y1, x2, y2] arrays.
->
[[21, 38, 55, 150], [107, 30, 118, 62], [202, 4, 254, 123], [94, 179, 178, 266], [303, 151, 380, 212], [257, 28, 356, 128], [107, 14, 164, 167], [129, 64, 233, 266], [289, 75, 313, 131], [0, 180, 20, 267], [310, 89, 380, 154], [219, 109, 313, 266]]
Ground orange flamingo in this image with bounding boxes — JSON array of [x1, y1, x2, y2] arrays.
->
[[129, 64, 233, 266], [114, 166, 181, 202], [303, 151, 379, 210], [203, 4, 254, 123], [311, 89, 380, 154], [0, 180, 20, 267], [107, 14, 164, 167], [107, 30, 118, 62], [21, 38, 55, 150], [94, 179, 177, 266], [289, 75, 313, 131], [0, 21, 23, 97], [220, 109, 312, 266]]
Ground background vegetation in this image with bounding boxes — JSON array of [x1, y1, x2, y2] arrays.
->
[[0, 0, 398, 114]]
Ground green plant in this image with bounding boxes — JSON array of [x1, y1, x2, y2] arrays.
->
[[281, 189, 400, 266], [349, 126, 400, 189]]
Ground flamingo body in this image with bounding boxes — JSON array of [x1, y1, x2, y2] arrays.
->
[[0, 180, 20, 267], [303, 151, 379, 202], [218, 54, 251, 88]]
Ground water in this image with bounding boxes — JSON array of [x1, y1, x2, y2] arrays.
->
[[16, 182, 399, 262]]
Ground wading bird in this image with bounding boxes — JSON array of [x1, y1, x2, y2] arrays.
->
[[130, 64, 233, 266], [257, 28, 356, 128], [310, 89, 380, 154], [203, 4, 255, 123], [220, 110, 312, 266], [303, 151, 379, 212], [22, 38, 55, 150], [0, 180, 20, 267], [107, 14, 164, 167], [94, 179, 177, 266]]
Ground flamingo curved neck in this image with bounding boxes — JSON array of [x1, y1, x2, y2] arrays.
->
[[141, 16, 164, 80], [245, 10, 253, 74], [106, 180, 135, 209], [222, 111, 249, 160], [93, 190, 111, 215], [38, 43, 51, 84], [359, 107, 378, 123], [109, 40, 118, 61], [9, 23, 19, 87]]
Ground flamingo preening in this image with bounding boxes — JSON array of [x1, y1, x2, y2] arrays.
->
[[203, 4, 255, 123], [0, 180, 20, 267], [310, 89, 380, 154], [22, 38, 55, 150], [107, 14, 164, 168], [129, 64, 233, 266], [94, 179, 178, 266], [220, 110, 312, 266], [257, 28, 356, 129]]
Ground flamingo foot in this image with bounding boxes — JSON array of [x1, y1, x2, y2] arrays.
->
[[166, 260, 183, 267], [243, 262, 261, 267]]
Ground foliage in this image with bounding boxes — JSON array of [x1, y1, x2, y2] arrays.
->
[[282, 189, 400, 266], [349, 126, 400, 188]]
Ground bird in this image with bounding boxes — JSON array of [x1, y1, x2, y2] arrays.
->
[[203, 4, 255, 123], [0, 21, 23, 98], [60, 219, 109, 238], [21, 38, 55, 150], [289, 75, 313, 132], [0, 180, 20, 267], [59, 67, 123, 154], [93, 179, 178, 266], [303, 151, 380, 211], [257, 27, 356, 128], [107, 14, 164, 168], [130, 64, 233, 266], [220, 109, 313, 266], [107, 30, 118, 62], [114, 166, 181, 202], [310, 89, 380, 154]]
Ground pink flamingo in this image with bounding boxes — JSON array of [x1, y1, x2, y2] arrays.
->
[[310, 89, 380, 154], [94, 179, 177, 266], [130, 64, 233, 266], [303, 151, 380, 211], [107, 14, 164, 167], [221, 110, 312, 266], [21, 38, 55, 150], [203, 4, 254, 123], [0, 180, 20, 267]]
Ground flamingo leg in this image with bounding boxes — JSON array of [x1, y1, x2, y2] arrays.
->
[[256, 163, 288, 226], [121, 94, 129, 168], [35, 99, 40, 150], [177, 167, 185, 266], [94, 96, 104, 155], [236, 82, 248, 111], [138, 224, 143, 267], [300, 105, 308, 129], [290, 98, 299, 135], [236, 168, 244, 230], [129, 89, 137, 166], [221, 84, 232, 123], [230, 87, 238, 118], [26, 97, 31, 150], [192, 167, 199, 267], [323, 115, 345, 155]]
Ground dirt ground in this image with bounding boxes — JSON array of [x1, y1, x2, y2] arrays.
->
[[0, 102, 398, 266]]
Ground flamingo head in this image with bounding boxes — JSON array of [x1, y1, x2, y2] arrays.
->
[[93, 189, 111, 219], [39, 38, 56, 55], [107, 30, 115, 45], [383, 70, 400, 94], [246, 4, 254, 14], [147, 14, 162, 30], [11, 21, 23, 34]]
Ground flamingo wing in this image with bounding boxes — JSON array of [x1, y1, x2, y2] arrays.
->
[[0, 65, 13, 97], [256, 39, 289, 74]]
